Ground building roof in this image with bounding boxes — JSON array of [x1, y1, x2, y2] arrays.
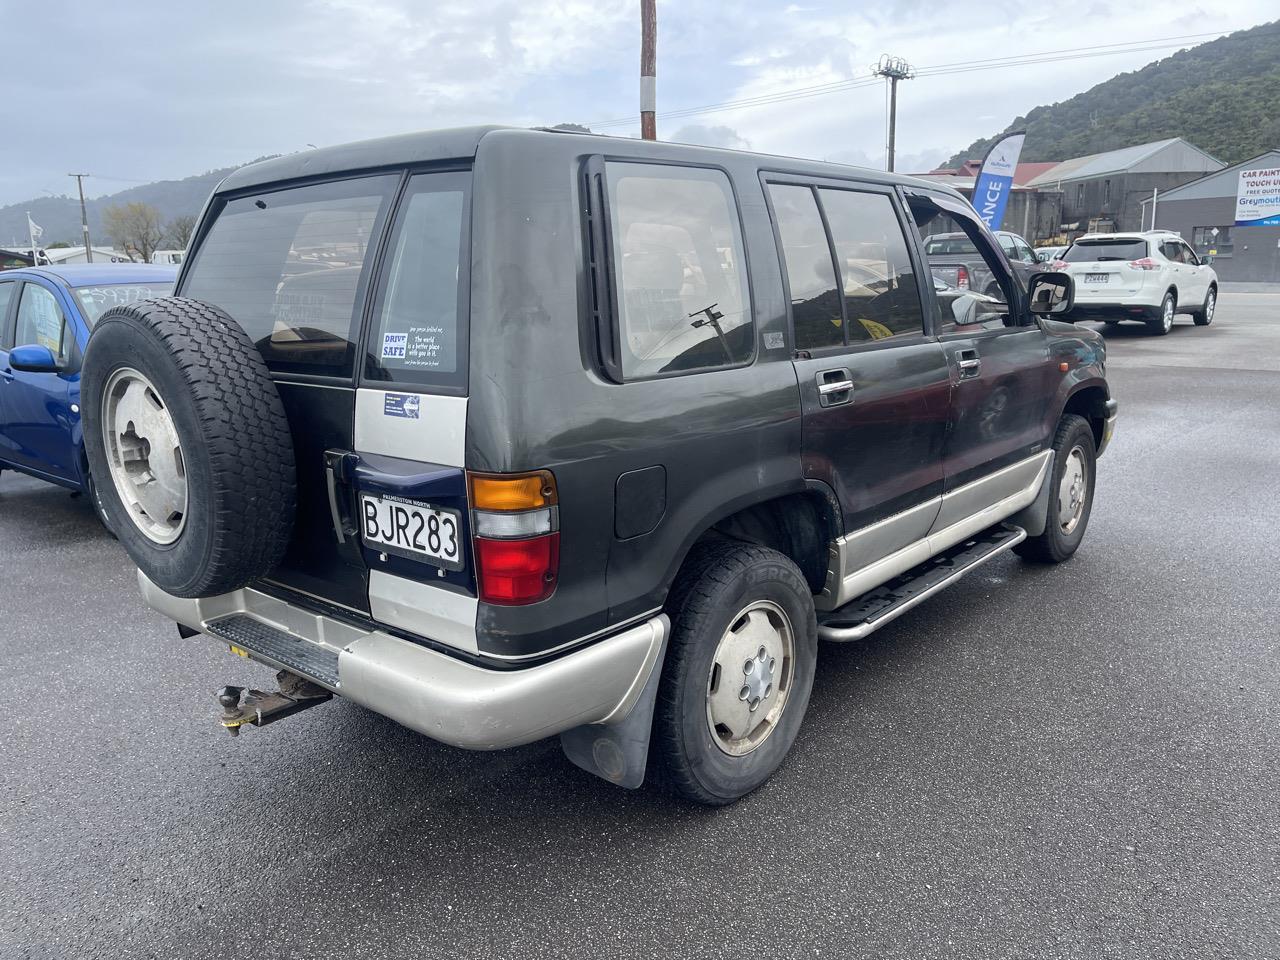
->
[[9, 264, 178, 286], [1027, 138, 1223, 186], [923, 160, 1059, 186], [1157, 148, 1280, 202]]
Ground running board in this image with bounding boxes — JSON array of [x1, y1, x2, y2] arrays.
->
[[817, 525, 1026, 642]]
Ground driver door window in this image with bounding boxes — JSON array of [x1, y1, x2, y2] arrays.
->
[[15, 283, 71, 363], [910, 197, 1017, 332]]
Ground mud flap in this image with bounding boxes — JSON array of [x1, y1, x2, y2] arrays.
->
[[559, 635, 667, 789], [1007, 455, 1054, 537]]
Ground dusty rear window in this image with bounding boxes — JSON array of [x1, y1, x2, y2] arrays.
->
[[1062, 239, 1148, 262], [182, 175, 397, 377]]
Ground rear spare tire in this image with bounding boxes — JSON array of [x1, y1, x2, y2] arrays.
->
[[82, 297, 296, 598]]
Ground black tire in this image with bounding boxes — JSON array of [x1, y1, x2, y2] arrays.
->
[[1146, 291, 1175, 336], [1192, 285, 1217, 326], [1014, 414, 1096, 564], [653, 540, 818, 805], [82, 297, 296, 598], [85, 472, 117, 539]]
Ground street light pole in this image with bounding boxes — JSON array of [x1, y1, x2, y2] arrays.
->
[[640, 0, 657, 140], [69, 173, 93, 263], [872, 55, 915, 172]]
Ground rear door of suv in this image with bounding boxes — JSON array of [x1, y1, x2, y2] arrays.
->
[[764, 175, 950, 567]]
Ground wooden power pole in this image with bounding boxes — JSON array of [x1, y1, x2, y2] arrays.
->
[[640, 0, 657, 140], [69, 173, 93, 263]]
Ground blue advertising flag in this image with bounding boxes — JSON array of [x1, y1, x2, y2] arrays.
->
[[972, 132, 1026, 231]]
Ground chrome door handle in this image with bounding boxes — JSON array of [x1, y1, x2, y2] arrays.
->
[[956, 350, 981, 379], [816, 368, 853, 407]]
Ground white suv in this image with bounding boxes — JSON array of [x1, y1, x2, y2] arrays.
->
[[1054, 231, 1218, 336]]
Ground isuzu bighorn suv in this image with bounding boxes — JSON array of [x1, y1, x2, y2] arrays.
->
[[81, 126, 1116, 805]]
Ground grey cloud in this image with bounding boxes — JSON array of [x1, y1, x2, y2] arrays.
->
[[670, 125, 751, 151]]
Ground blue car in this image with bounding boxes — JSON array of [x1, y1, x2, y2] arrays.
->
[[0, 264, 177, 525]]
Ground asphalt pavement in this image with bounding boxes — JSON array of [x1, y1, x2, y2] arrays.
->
[[3, 284, 1278, 959]]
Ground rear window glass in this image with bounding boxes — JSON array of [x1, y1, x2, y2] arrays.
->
[[182, 175, 396, 376], [75, 283, 173, 325], [1063, 239, 1147, 262], [924, 235, 978, 255], [365, 171, 469, 391], [605, 162, 753, 379]]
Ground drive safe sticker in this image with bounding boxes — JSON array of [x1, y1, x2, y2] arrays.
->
[[382, 332, 408, 360], [383, 392, 421, 419]]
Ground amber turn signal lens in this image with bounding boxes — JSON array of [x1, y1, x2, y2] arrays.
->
[[468, 471, 557, 511]]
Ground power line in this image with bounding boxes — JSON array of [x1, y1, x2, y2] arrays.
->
[[582, 29, 1230, 129]]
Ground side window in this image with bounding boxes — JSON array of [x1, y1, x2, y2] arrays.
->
[[15, 284, 70, 361], [605, 162, 752, 379], [1179, 240, 1200, 266], [767, 184, 843, 351], [0, 281, 14, 349], [1015, 238, 1036, 263], [818, 188, 925, 342], [182, 175, 397, 377], [365, 171, 470, 391], [1161, 240, 1183, 263], [909, 195, 1017, 332], [999, 235, 1018, 260]]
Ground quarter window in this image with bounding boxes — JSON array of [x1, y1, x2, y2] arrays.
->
[[604, 162, 752, 379], [366, 172, 470, 391], [818, 188, 926, 342], [182, 175, 397, 377], [768, 184, 843, 351], [0, 281, 14, 348]]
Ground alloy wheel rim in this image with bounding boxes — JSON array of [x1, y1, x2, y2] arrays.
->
[[705, 599, 796, 757], [1163, 297, 1174, 331], [1057, 445, 1088, 535], [1205, 291, 1215, 321], [101, 367, 188, 544]]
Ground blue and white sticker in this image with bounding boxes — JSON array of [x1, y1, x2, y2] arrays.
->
[[383, 392, 421, 419], [382, 332, 408, 360]]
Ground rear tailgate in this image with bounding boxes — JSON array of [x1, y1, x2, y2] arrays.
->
[[1062, 238, 1151, 302]]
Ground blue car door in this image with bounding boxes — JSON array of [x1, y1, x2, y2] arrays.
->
[[0, 279, 83, 483]]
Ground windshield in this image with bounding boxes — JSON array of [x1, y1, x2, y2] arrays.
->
[[74, 282, 174, 325], [1062, 239, 1147, 262], [924, 235, 978, 256]]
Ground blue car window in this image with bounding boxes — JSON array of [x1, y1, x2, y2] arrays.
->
[[15, 284, 70, 361], [0, 280, 15, 348]]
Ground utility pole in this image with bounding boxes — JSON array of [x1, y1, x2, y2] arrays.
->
[[872, 55, 915, 172], [69, 173, 93, 263], [640, 0, 657, 140]]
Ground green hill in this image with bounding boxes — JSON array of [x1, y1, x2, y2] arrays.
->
[[0, 160, 275, 251], [946, 20, 1280, 168]]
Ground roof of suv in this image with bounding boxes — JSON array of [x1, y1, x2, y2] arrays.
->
[[1073, 231, 1180, 243], [214, 125, 969, 201]]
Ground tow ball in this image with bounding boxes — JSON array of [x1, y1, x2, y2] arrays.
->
[[217, 671, 332, 736]]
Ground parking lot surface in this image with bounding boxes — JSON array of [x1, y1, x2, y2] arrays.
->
[[3, 284, 1278, 959]]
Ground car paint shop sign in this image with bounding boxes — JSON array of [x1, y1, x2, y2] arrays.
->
[[1234, 166, 1280, 227]]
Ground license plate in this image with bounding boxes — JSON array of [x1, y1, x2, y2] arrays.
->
[[1084, 273, 1109, 283], [360, 494, 463, 570]]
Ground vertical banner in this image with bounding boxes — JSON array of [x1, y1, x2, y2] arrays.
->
[[972, 131, 1026, 231]]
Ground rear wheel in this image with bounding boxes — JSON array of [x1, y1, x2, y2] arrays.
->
[[1146, 291, 1175, 336], [1193, 286, 1216, 326], [1015, 414, 1096, 564], [653, 541, 818, 805]]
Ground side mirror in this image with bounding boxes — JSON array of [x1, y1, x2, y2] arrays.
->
[[8, 343, 63, 373], [1027, 272, 1074, 316]]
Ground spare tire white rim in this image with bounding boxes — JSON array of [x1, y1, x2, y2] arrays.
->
[[102, 367, 188, 544]]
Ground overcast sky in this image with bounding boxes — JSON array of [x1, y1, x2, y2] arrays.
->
[[2, 0, 1274, 206]]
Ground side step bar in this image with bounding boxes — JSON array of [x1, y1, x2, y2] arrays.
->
[[817, 525, 1026, 642]]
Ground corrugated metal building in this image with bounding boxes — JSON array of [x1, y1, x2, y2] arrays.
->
[[1028, 138, 1224, 237], [1155, 150, 1280, 282]]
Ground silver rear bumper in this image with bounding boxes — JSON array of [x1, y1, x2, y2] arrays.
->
[[139, 573, 668, 750]]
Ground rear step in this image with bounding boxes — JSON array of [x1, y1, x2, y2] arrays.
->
[[205, 613, 340, 687], [817, 525, 1026, 642]]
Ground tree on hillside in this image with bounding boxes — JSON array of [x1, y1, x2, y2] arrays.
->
[[164, 214, 197, 250], [103, 202, 164, 262]]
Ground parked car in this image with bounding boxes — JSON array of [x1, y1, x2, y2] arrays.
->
[[151, 250, 185, 266], [924, 229, 1039, 298], [1036, 245, 1067, 262], [80, 127, 1116, 804], [0, 264, 176, 522], [1055, 230, 1217, 335]]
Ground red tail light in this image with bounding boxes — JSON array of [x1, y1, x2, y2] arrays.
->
[[469, 470, 559, 605], [473, 534, 559, 605], [1047, 259, 1068, 272], [1128, 257, 1160, 271], [956, 265, 970, 290]]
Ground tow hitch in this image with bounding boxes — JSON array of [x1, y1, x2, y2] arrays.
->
[[216, 671, 332, 736]]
